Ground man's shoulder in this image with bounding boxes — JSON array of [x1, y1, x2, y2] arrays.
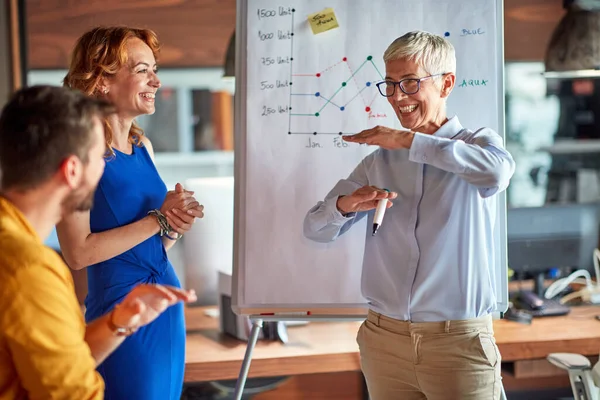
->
[[0, 234, 74, 329], [0, 232, 68, 286]]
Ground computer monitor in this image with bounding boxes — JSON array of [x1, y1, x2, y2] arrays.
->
[[507, 203, 600, 296]]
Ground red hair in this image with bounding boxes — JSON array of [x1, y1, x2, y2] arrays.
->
[[63, 26, 161, 157]]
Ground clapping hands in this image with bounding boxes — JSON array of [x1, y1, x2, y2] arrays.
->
[[160, 183, 204, 236]]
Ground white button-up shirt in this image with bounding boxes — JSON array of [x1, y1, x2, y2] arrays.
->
[[303, 116, 516, 322]]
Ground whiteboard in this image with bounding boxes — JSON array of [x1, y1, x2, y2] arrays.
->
[[232, 0, 508, 316]]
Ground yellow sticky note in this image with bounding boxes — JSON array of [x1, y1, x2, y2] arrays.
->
[[307, 8, 339, 35]]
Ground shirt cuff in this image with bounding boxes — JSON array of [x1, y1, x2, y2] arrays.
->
[[326, 196, 356, 224], [408, 132, 444, 164]]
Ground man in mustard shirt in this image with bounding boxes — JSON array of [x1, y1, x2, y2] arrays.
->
[[0, 85, 197, 399]]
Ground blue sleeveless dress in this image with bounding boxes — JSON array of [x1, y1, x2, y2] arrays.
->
[[86, 144, 186, 400]]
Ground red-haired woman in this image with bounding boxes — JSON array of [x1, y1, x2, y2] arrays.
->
[[57, 26, 204, 399]]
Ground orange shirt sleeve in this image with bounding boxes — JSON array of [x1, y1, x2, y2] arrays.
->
[[3, 259, 104, 399]]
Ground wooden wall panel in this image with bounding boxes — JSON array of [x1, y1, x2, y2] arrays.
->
[[1, 0, 25, 104], [26, 0, 236, 69], [26, 0, 566, 69], [1, 2, 14, 103], [504, 0, 565, 62]]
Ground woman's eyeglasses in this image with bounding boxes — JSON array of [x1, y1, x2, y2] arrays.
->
[[376, 73, 446, 97]]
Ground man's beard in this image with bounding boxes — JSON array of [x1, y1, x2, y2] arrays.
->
[[62, 186, 96, 214]]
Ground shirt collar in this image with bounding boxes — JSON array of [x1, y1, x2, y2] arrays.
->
[[428, 115, 463, 139], [0, 196, 40, 243]]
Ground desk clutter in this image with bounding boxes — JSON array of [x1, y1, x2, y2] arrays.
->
[[512, 290, 571, 317]]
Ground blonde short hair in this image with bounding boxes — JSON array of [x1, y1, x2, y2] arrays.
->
[[383, 31, 456, 75]]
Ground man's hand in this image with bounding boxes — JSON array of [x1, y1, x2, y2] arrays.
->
[[337, 186, 397, 214], [342, 126, 414, 149], [111, 284, 196, 330]]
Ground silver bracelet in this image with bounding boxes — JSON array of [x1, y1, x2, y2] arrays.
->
[[147, 209, 172, 236], [147, 209, 182, 241]]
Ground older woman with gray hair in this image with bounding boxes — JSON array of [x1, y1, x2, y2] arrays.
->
[[304, 30, 515, 399]]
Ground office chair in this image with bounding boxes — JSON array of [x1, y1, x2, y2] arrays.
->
[[547, 353, 600, 400]]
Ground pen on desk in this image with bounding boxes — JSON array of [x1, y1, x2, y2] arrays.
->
[[372, 188, 390, 236]]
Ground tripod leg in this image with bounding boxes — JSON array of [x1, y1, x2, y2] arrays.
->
[[233, 318, 263, 400]]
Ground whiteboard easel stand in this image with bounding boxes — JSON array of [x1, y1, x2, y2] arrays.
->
[[232, 314, 367, 400], [232, 316, 509, 400], [233, 317, 263, 400]]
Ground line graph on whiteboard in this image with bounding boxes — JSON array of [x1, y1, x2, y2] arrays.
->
[[252, 4, 491, 139], [289, 55, 390, 135], [273, 8, 395, 136]]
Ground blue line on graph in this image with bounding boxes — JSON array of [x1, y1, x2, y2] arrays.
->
[[317, 85, 345, 113], [318, 94, 341, 109], [291, 57, 382, 115], [291, 93, 343, 109], [288, 54, 386, 135], [343, 85, 370, 108], [293, 80, 377, 112], [292, 80, 379, 113]]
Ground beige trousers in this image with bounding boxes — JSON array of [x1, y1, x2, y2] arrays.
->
[[357, 310, 501, 400]]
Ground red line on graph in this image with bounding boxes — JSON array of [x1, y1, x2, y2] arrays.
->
[[290, 55, 387, 119], [368, 92, 378, 108], [293, 58, 347, 78], [319, 60, 344, 74], [346, 60, 368, 107]]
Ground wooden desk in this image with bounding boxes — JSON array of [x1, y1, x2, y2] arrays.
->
[[185, 305, 600, 392], [495, 305, 600, 362], [185, 308, 362, 383]]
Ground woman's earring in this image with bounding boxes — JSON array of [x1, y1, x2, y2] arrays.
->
[[103, 88, 109, 95]]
